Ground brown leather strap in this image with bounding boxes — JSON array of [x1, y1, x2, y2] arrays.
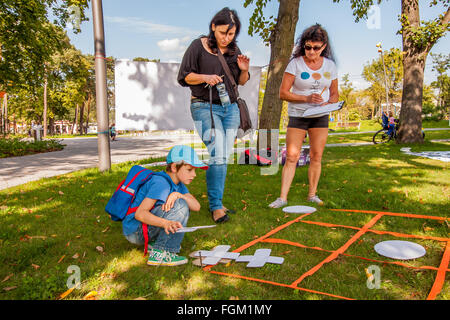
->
[[217, 50, 239, 99]]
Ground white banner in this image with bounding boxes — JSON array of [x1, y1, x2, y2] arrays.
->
[[115, 60, 261, 131]]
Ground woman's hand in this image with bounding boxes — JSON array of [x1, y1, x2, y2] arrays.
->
[[163, 220, 182, 234], [237, 55, 250, 72], [203, 74, 223, 86], [307, 93, 324, 105]]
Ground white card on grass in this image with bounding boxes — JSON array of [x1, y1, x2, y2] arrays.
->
[[374, 240, 426, 260], [282, 205, 317, 214]]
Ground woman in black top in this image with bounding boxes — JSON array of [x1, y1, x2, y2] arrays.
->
[[178, 7, 250, 223]]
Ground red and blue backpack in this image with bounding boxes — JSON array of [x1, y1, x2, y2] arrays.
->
[[105, 165, 166, 254]]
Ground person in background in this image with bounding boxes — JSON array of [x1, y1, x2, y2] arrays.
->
[[269, 24, 339, 208]]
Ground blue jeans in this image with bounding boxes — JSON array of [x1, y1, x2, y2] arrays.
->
[[124, 198, 190, 253], [387, 124, 395, 136], [190, 101, 240, 211]]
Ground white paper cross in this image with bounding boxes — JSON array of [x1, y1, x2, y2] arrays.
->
[[235, 249, 284, 268], [191, 245, 240, 266]]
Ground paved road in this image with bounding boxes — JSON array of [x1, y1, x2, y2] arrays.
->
[[0, 134, 203, 191]]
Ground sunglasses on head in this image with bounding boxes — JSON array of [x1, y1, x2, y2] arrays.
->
[[304, 44, 324, 51]]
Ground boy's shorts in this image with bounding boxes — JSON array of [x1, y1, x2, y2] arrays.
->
[[287, 115, 329, 130]]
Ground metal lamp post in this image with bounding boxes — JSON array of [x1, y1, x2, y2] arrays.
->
[[92, 0, 111, 172], [376, 42, 390, 117]]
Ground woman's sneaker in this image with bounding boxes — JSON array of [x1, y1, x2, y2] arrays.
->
[[307, 195, 324, 205], [268, 197, 288, 208], [147, 248, 188, 266]]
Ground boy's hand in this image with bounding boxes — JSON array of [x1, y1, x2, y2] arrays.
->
[[162, 192, 183, 212], [163, 220, 182, 234]]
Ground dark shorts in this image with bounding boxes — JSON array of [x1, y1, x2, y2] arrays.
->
[[287, 115, 329, 130]]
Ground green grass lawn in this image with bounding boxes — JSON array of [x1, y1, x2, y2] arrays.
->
[[0, 141, 449, 300]]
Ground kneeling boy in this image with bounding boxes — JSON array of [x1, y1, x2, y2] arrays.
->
[[122, 145, 207, 266]]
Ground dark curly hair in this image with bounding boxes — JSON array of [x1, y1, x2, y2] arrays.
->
[[291, 24, 335, 62], [206, 7, 241, 56]]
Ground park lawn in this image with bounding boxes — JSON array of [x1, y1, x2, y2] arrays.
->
[[0, 141, 449, 300]]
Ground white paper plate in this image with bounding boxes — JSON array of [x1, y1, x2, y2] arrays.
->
[[282, 205, 317, 214], [374, 240, 426, 260]]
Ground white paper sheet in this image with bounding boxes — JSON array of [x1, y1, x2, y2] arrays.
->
[[302, 101, 345, 117]]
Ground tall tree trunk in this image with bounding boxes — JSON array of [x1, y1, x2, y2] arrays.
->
[[258, 0, 300, 149], [72, 104, 79, 135], [0, 96, 3, 135], [85, 94, 92, 134], [4, 93, 7, 134], [79, 102, 85, 135], [43, 73, 48, 138], [397, 0, 425, 144]]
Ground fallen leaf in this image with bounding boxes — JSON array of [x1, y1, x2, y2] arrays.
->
[[102, 227, 110, 233], [46, 197, 53, 202], [241, 200, 248, 211], [75, 235, 82, 239], [59, 287, 74, 300], [367, 189, 373, 193], [96, 246, 104, 253], [83, 291, 98, 300], [1, 274, 13, 283], [3, 286, 17, 291], [342, 180, 348, 184], [31, 264, 40, 270], [72, 253, 80, 259], [34, 215, 43, 219], [58, 191, 64, 195], [57, 255, 65, 264], [0, 206, 7, 210]]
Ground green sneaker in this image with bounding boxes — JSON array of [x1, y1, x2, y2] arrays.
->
[[147, 248, 188, 266]]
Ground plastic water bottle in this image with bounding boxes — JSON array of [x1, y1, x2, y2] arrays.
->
[[216, 82, 231, 106]]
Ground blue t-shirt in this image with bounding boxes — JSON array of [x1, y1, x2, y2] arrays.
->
[[122, 171, 189, 236]]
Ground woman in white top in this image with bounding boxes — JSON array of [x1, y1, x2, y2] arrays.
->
[[269, 24, 339, 208]]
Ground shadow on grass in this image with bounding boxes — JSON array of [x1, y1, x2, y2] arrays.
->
[[0, 142, 448, 300]]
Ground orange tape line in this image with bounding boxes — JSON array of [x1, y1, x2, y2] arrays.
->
[[202, 213, 311, 272], [262, 238, 449, 272], [427, 241, 450, 300], [299, 219, 450, 242], [207, 270, 354, 300], [331, 209, 449, 221], [291, 214, 384, 287], [234, 213, 312, 253]]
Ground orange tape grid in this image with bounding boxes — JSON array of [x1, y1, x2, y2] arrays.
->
[[202, 209, 450, 300]]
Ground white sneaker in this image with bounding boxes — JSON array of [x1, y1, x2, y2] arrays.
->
[[268, 198, 288, 208], [307, 195, 324, 205]]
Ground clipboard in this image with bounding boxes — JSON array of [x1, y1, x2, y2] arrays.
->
[[302, 101, 345, 117]]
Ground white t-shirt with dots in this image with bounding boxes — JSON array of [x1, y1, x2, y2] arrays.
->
[[285, 56, 337, 118]]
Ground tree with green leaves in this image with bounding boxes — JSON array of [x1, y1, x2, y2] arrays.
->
[[362, 47, 404, 116], [430, 53, 450, 119], [244, 0, 300, 147], [333, 0, 449, 143]]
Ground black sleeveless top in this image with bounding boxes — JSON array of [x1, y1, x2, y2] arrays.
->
[[177, 38, 248, 104]]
